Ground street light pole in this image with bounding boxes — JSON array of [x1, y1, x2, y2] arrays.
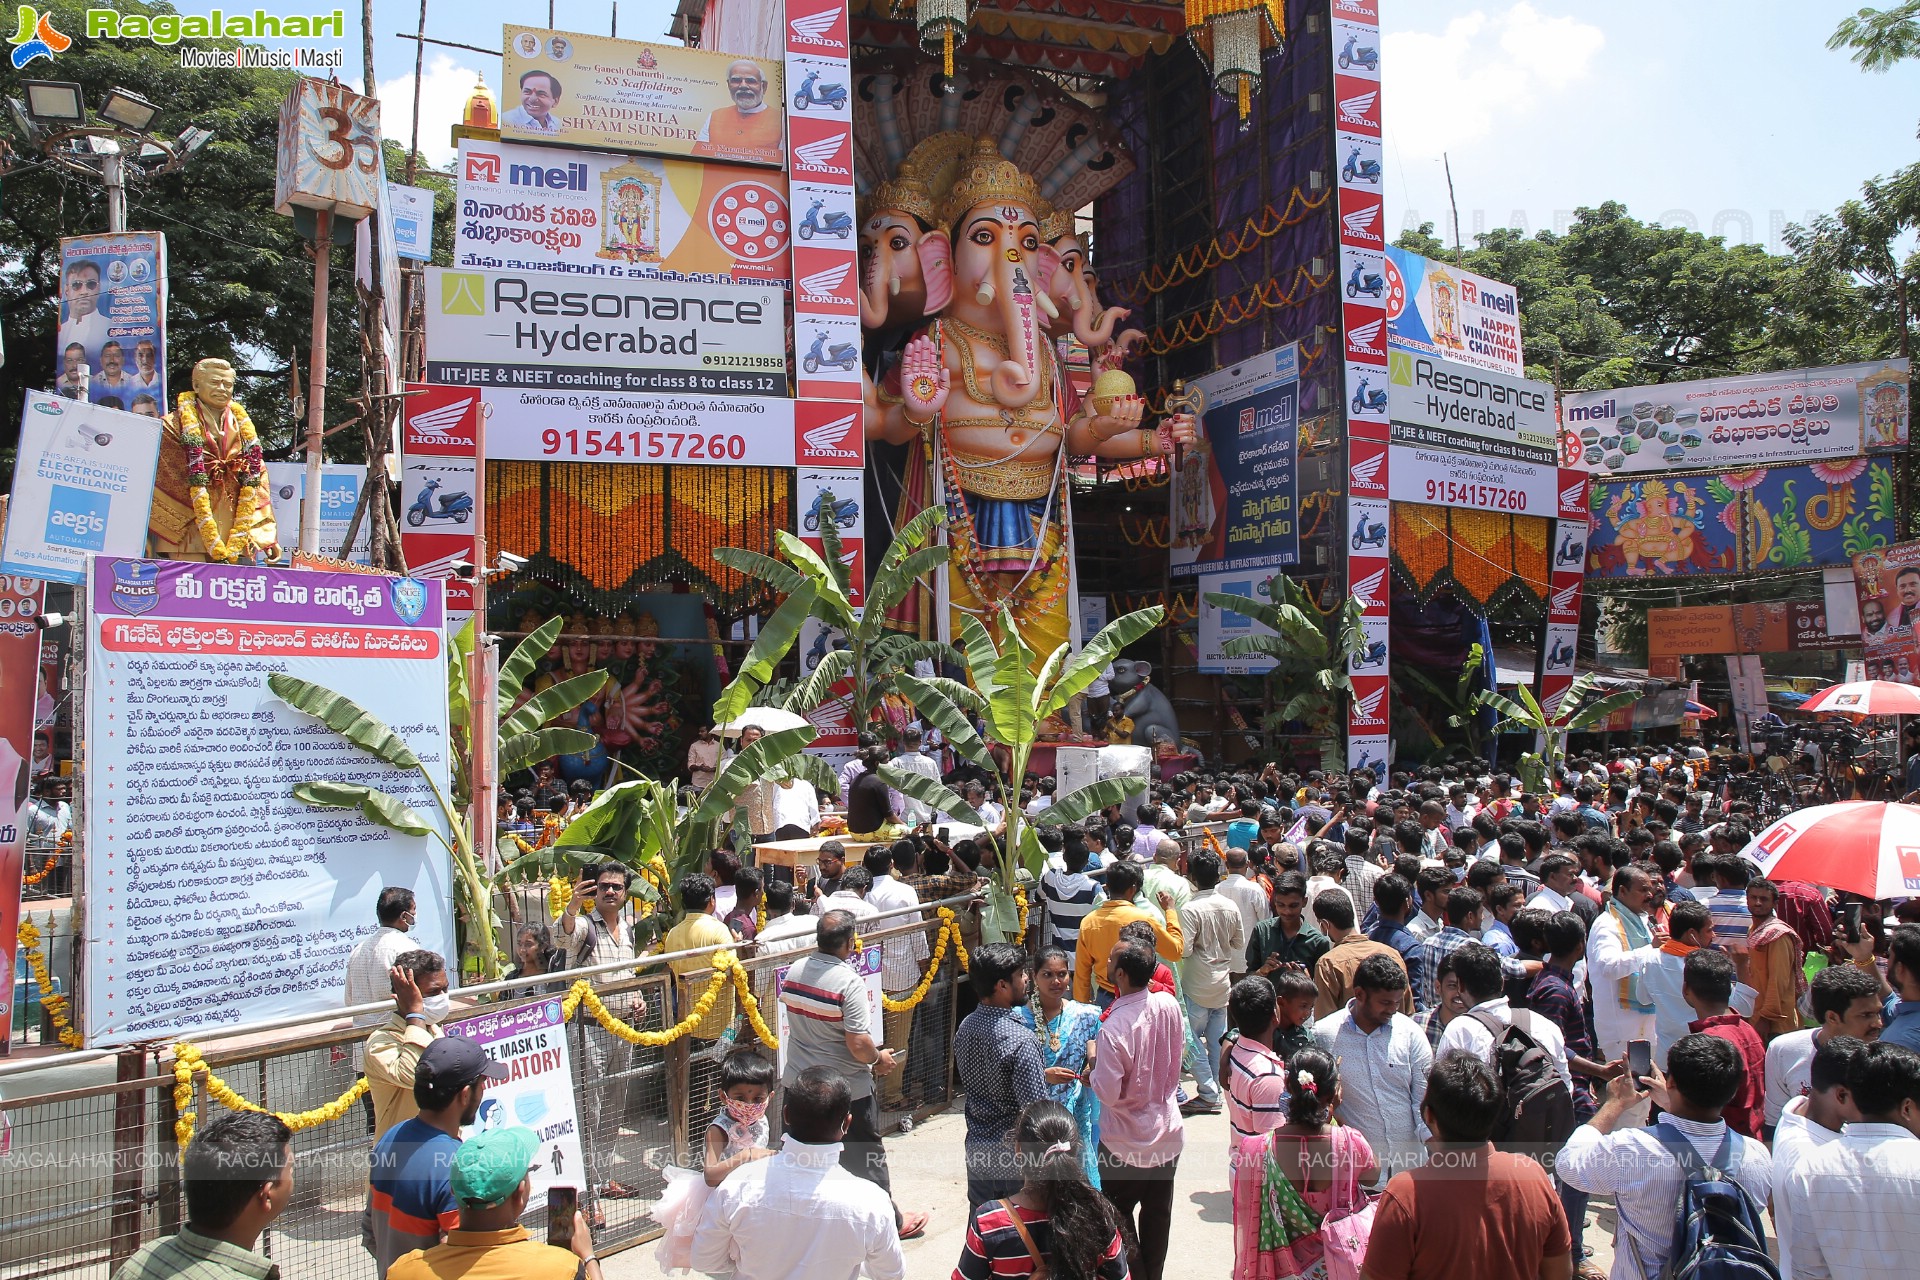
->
[[99, 146, 126, 232]]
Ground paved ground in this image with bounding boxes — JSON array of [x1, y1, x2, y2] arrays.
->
[[602, 1106, 1621, 1279]]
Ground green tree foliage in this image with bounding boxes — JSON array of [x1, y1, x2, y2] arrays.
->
[[0, 2, 353, 457], [1830, 2, 1920, 72]]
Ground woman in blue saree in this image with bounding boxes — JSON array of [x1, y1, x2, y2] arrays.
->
[[1018, 947, 1103, 1187]]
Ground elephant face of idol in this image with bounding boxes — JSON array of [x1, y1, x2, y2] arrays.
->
[[1056, 239, 1126, 350], [932, 201, 1063, 408], [858, 210, 947, 332]]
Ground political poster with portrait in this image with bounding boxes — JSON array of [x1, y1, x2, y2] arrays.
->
[[501, 27, 785, 167], [456, 139, 790, 286], [1851, 539, 1920, 675], [447, 999, 586, 1201], [1, 392, 165, 586], [54, 232, 168, 413]]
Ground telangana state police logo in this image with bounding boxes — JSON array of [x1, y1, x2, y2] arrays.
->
[[110, 560, 159, 615], [391, 576, 428, 625]]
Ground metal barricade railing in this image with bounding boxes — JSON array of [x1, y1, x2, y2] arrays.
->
[[0, 899, 972, 1280]]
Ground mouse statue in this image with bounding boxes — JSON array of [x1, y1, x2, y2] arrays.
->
[[1108, 659, 1180, 749]]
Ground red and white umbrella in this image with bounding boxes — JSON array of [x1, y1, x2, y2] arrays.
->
[[1799, 679, 1920, 717], [1741, 801, 1920, 899]]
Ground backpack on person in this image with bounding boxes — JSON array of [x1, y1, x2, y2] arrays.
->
[[1645, 1125, 1779, 1280], [1469, 1010, 1575, 1151]]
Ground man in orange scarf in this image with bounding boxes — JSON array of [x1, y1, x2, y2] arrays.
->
[[1744, 876, 1804, 1042], [693, 60, 783, 163]]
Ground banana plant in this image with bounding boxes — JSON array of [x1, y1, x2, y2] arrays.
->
[[872, 604, 1167, 942], [1398, 642, 1488, 756], [268, 671, 506, 980], [1204, 577, 1365, 766], [1470, 672, 1642, 777], [714, 497, 961, 734]]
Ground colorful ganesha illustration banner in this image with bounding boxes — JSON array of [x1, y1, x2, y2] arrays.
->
[[1585, 458, 1894, 579]]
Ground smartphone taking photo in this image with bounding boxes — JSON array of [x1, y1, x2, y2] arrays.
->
[[547, 1186, 578, 1252], [1627, 1039, 1653, 1087]]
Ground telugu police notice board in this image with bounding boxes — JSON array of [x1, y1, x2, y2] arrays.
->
[[81, 558, 455, 1046]]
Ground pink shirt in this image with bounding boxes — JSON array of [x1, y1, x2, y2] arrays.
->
[[1091, 988, 1186, 1169], [1224, 1035, 1288, 1141]]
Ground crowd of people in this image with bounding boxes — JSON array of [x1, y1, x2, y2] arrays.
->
[[116, 745, 1920, 1280]]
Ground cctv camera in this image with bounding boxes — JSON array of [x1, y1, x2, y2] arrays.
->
[[495, 550, 528, 574], [35, 613, 66, 631], [450, 560, 476, 580]]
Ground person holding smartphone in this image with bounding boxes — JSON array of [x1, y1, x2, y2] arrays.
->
[[386, 1127, 603, 1280]]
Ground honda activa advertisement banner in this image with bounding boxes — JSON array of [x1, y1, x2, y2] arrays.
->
[[1, 392, 165, 585], [455, 139, 791, 285], [1383, 246, 1524, 379], [1169, 344, 1300, 579], [1562, 359, 1909, 477], [424, 266, 786, 396]]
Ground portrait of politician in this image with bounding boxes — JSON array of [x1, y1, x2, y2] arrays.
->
[[504, 69, 563, 135], [694, 59, 782, 158]]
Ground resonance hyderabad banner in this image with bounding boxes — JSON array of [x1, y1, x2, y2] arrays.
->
[[81, 559, 453, 1046]]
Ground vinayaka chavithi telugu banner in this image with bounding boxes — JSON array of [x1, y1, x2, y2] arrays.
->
[[501, 27, 785, 167]]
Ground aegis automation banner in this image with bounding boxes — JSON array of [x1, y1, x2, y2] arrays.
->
[[502, 27, 784, 166], [455, 139, 790, 285], [424, 266, 786, 396]]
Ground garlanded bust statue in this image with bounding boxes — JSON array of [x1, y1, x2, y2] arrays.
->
[[149, 358, 277, 563]]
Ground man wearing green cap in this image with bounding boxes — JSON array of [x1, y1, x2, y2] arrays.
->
[[387, 1126, 602, 1280]]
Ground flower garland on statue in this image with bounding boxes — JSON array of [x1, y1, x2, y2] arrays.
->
[[177, 392, 269, 563]]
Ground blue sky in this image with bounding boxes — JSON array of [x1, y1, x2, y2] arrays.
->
[[347, 0, 1919, 254]]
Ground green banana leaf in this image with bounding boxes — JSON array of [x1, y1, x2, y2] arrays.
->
[[499, 726, 599, 774], [499, 615, 565, 705], [712, 546, 816, 598], [499, 668, 612, 741], [692, 726, 819, 827], [1033, 777, 1138, 828], [892, 673, 991, 766], [447, 616, 475, 731], [712, 583, 819, 724], [877, 764, 985, 827], [1043, 607, 1165, 716], [291, 780, 431, 835], [269, 673, 421, 770]]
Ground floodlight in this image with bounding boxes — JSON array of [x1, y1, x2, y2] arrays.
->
[[99, 87, 158, 132], [177, 125, 213, 154], [20, 80, 85, 126]]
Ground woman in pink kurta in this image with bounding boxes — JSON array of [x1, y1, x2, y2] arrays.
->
[[1233, 1046, 1376, 1280]]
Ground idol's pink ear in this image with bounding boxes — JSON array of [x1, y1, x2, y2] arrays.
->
[[1032, 243, 1063, 294], [918, 231, 954, 314]]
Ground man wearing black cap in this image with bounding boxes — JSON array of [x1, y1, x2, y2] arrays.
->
[[365, 1036, 509, 1275]]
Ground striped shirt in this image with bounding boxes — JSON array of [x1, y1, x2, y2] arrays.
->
[[366, 1119, 460, 1276], [955, 1199, 1126, 1280], [1223, 1033, 1288, 1140], [777, 950, 875, 1096], [1699, 889, 1752, 950], [1038, 870, 1100, 948]]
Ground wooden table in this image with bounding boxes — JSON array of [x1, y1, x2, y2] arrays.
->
[[751, 835, 883, 889]]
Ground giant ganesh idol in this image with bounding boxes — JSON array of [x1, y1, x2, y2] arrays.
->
[[865, 139, 1193, 660]]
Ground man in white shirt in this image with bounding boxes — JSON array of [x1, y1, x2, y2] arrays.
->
[[821, 867, 881, 926], [692, 1066, 906, 1280], [1218, 847, 1271, 937], [1640, 900, 1714, 1067], [1525, 854, 1580, 914], [1764, 959, 1886, 1128], [889, 728, 943, 823], [755, 882, 821, 956], [1436, 942, 1571, 1088], [771, 777, 822, 839], [1779, 1040, 1920, 1280], [1558, 1036, 1773, 1280], [1314, 954, 1430, 1187], [862, 848, 930, 1113], [342, 888, 419, 1072], [1176, 851, 1245, 1115], [1586, 866, 1662, 1059], [1771, 1034, 1865, 1280], [57, 259, 110, 362]]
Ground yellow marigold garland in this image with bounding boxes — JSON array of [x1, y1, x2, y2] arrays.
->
[[549, 875, 572, 918], [171, 1041, 368, 1150], [16, 920, 82, 1048], [882, 908, 962, 1012], [175, 392, 271, 564]]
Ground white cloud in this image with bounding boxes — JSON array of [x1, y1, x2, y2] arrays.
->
[[376, 54, 486, 173], [1382, 3, 1604, 163]]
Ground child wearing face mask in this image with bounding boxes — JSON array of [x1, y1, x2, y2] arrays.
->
[[651, 1048, 778, 1272]]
